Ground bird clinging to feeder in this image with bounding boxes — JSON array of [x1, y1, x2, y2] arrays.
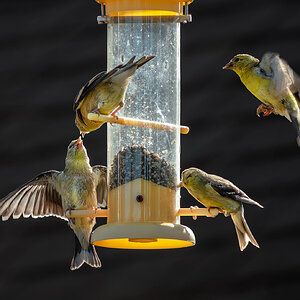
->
[[181, 167, 263, 251], [0, 137, 107, 270], [74, 55, 155, 136]]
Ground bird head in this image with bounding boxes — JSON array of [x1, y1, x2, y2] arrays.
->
[[65, 136, 90, 169], [181, 168, 206, 188], [223, 54, 259, 76]]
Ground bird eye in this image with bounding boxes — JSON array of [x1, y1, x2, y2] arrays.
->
[[234, 58, 240, 62]]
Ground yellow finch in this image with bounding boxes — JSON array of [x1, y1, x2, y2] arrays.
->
[[74, 55, 155, 136], [0, 137, 107, 270], [223, 52, 300, 145], [181, 167, 263, 251]]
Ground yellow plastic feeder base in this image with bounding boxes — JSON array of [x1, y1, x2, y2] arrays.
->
[[91, 222, 195, 249]]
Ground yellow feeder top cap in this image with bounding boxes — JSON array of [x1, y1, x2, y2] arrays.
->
[[91, 222, 195, 249], [95, 0, 193, 17]]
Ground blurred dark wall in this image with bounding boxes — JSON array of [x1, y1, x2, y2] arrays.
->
[[1, 0, 300, 299]]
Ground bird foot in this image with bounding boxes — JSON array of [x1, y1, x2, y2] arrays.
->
[[190, 206, 200, 220], [91, 108, 101, 115], [256, 104, 276, 117], [66, 208, 73, 218], [208, 207, 222, 217]]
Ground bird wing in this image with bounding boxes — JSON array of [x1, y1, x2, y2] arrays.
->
[[92, 165, 107, 208], [73, 71, 110, 111], [281, 59, 300, 102], [0, 171, 67, 221], [259, 52, 274, 76], [260, 52, 298, 99], [209, 176, 263, 208], [73, 56, 136, 111]]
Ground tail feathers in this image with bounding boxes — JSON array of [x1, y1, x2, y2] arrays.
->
[[284, 100, 300, 146], [289, 111, 300, 147], [70, 235, 101, 271], [110, 55, 156, 85], [135, 55, 156, 69], [231, 205, 259, 251]]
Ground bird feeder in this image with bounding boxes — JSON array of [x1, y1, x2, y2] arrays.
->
[[68, 0, 219, 250]]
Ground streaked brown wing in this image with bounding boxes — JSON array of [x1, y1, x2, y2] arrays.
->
[[92, 165, 107, 208], [73, 56, 137, 111], [73, 71, 107, 111], [0, 170, 67, 221], [209, 178, 263, 208]]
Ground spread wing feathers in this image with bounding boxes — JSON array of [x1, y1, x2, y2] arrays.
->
[[73, 56, 136, 111], [283, 60, 300, 102], [0, 171, 67, 221], [209, 178, 263, 208], [93, 165, 108, 208], [260, 52, 300, 100]]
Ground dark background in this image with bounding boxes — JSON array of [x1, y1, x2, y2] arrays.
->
[[1, 0, 300, 299]]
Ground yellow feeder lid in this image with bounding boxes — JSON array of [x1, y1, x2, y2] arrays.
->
[[91, 222, 195, 249], [95, 0, 193, 17]]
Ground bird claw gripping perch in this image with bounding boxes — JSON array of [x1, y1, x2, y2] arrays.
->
[[208, 207, 222, 218], [256, 104, 277, 117], [189, 206, 200, 220]]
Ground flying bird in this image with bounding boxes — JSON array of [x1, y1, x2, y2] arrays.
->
[[0, 137, 107, 270], [74, 55, 156, 136], [181, 167, 263, 251], [223, 52, 300, 145]]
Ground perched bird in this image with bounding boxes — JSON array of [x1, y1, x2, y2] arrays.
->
[[0, 137, 107, 270], [223, 52, 300, 145], [74, 55, 156, 136], [181, 167, 263, 251]]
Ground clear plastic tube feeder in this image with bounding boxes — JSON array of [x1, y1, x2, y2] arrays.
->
[[91, 0, 196, 249]]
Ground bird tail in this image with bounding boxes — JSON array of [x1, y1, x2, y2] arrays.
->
[[120, 55, 155, 73], [289, 111, 300, 147], [108, 56, 155, 86], [70, 234, 101, 270], [231, 205, 259, 251], [134, 55, 156, 69], [284, 96, 300, 146]]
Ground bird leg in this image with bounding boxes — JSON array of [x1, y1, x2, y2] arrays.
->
[[110, 102, 124, 121], [256, 104, 277, 117]]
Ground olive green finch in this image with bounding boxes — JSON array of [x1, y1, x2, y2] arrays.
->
[[0, 137, 107, 270], [181, 167, 263, 251], [74, 55, 155, 136], [223, 52, 300, 145]]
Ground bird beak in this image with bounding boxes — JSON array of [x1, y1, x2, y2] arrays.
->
[[177, 181, 183, 188], [223, 61, 234, 70], [75, 136, 83, 149]]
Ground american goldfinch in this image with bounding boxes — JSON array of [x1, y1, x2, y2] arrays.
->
[[74, 55, 155, 136], [0, 137, 107, 270], [181, 167, 263, 251], [223, 52, 300, 145]]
